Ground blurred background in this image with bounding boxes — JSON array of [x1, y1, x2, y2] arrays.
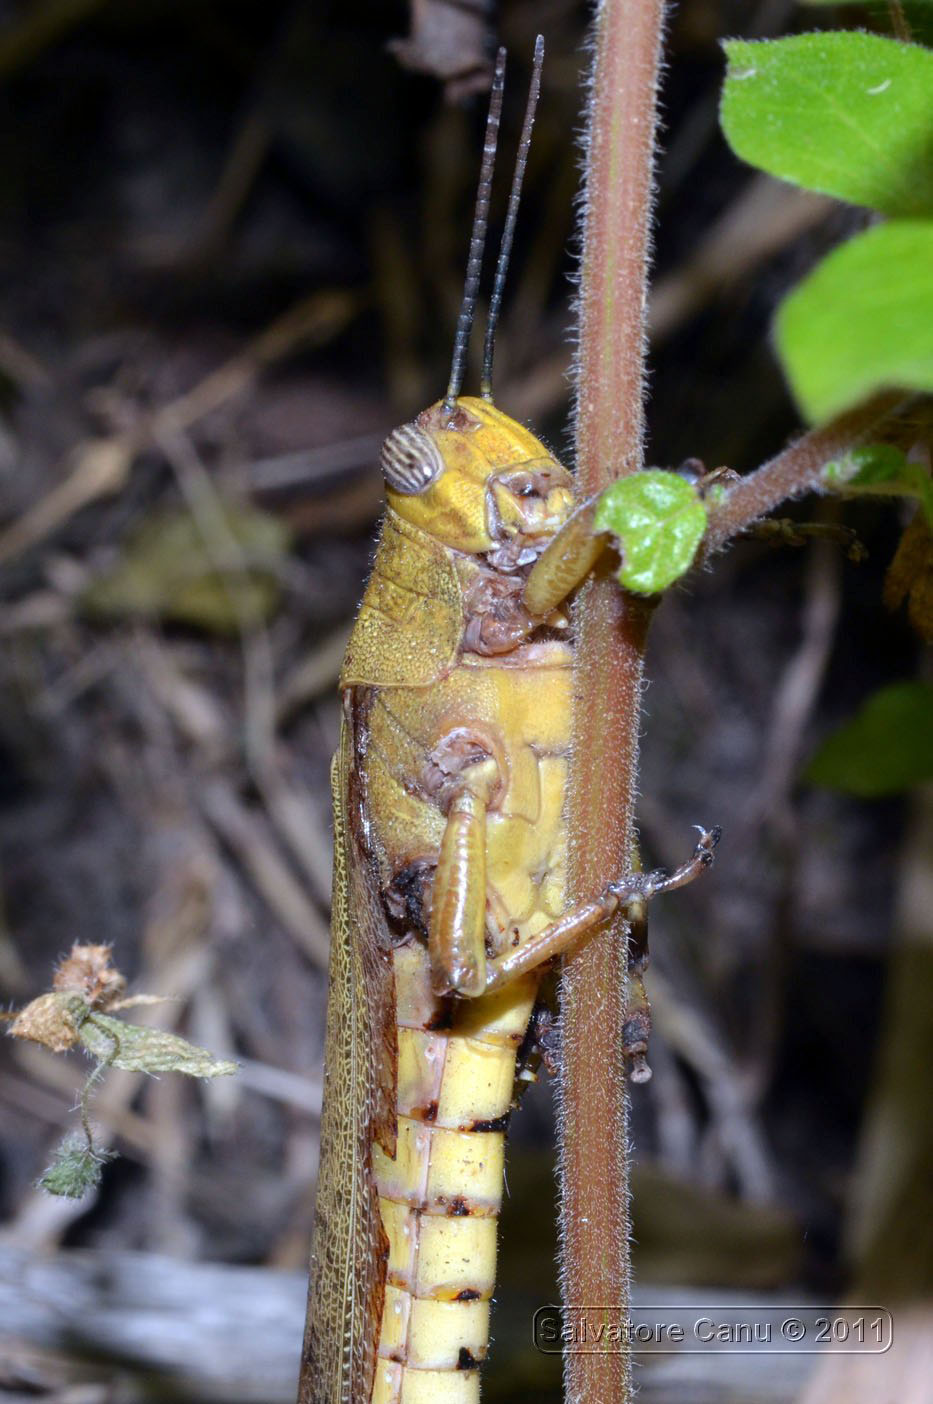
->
[[0, 1, 929, 1401]]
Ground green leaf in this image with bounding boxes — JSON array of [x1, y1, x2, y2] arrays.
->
[[824, 443, 933, 525], [721, 33, 933, 216], [594, 472, 708, 595], [79, 1015, 238, 1078], [776, 220, 933, 422], [805, 681, 933, 795], [38, 1135, 116, 1199], [824, 442, 909, 487]]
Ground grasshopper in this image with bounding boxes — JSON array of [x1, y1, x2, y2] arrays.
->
[[298, 40, 718, 1404]]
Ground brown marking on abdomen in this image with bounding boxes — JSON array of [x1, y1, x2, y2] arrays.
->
[[468, 1112, 510, 1133]]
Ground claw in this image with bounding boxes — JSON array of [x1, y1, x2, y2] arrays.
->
[[692, 825, 721, 866], [610, 825, 720, 1088]]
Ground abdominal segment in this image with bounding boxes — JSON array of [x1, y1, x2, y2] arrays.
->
[[370, 940, 538, 1404], [365, 649, 572, 1404], [361, 648, 566, 1404]]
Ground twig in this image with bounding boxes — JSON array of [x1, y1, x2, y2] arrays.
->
[[506, 176, 832, 426], [0, 435, 134, 569], [155, 426, 277, 779], [699, 390, 906, 561], [888, 0, 912, 43], [182, 110, 273, 267], [157, 426, 333, 911], [133, 633, 228, 755], [231, 432, 386, 494], [276, 627, 351, 723], [236, 1057, 322, 1115], [0, 1245, 819, 1404], [0, 329, 50, 388], [648, 969, 777, 1202], [199, 779, 330, 968], [559, 3, 665, 1403], [649, 177, 834, 343], [746, 539, 842, 828], [0, 290, 360, 568], [155, 291, 361, 440]]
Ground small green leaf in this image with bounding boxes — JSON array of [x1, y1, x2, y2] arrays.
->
[[805, 681, 933, 795], [594, 472, 708, 595], [722, 33, 933, 216], [824, 442, 909, 487], [824, 444, 933, 525], [79, 1015, 238, 1078], [39, 1135, 116, 1199], [776, 220, 933, 422]]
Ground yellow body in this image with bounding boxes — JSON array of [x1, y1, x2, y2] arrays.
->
[[302, 398, 589, 1404], [369, 643, 571, 1403], [299, 395, 719, 1404]]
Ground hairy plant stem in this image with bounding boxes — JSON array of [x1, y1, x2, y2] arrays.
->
[[559, 3, 665, 1402], [700, 390, 906, 559], [79, 1061, 106, 1152]]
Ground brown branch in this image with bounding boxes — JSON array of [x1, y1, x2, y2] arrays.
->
[[699, 390, 905, 561], [0, 289, 359, 569], [559, 3, 665, 1403]]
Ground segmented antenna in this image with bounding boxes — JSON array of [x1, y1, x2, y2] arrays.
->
[[443, 47, 507, 412], [481, 34, 544, 403]]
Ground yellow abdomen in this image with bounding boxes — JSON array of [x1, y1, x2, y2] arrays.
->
[[364, 644, 572, 1403]]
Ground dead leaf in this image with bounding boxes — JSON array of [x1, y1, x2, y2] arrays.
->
[[884, 512, 933, 643]]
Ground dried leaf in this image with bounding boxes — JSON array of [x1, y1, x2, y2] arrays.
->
[[78, 1014, 238, 1078], [884, 512, 933, 642], [389, 0, 493, 99], [9, 991, 88, 1053], [80, 504, 291, 634], [53, 943, 126, 1008]]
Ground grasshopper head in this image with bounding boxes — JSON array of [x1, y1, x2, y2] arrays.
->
[[380, 396, 574, 567]]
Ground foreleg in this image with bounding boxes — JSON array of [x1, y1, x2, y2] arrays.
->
[[523, 497, 605, 616]]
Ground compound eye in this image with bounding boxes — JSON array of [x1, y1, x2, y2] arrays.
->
[[380, 422, 445, 496]]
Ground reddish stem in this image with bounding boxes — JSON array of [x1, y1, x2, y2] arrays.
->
[[700, 390, 904, 559], [559, 3, 665, 1403]]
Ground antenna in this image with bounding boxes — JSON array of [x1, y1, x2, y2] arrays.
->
[[443, 47, 507, 412], [481, 34, 544, 403]]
